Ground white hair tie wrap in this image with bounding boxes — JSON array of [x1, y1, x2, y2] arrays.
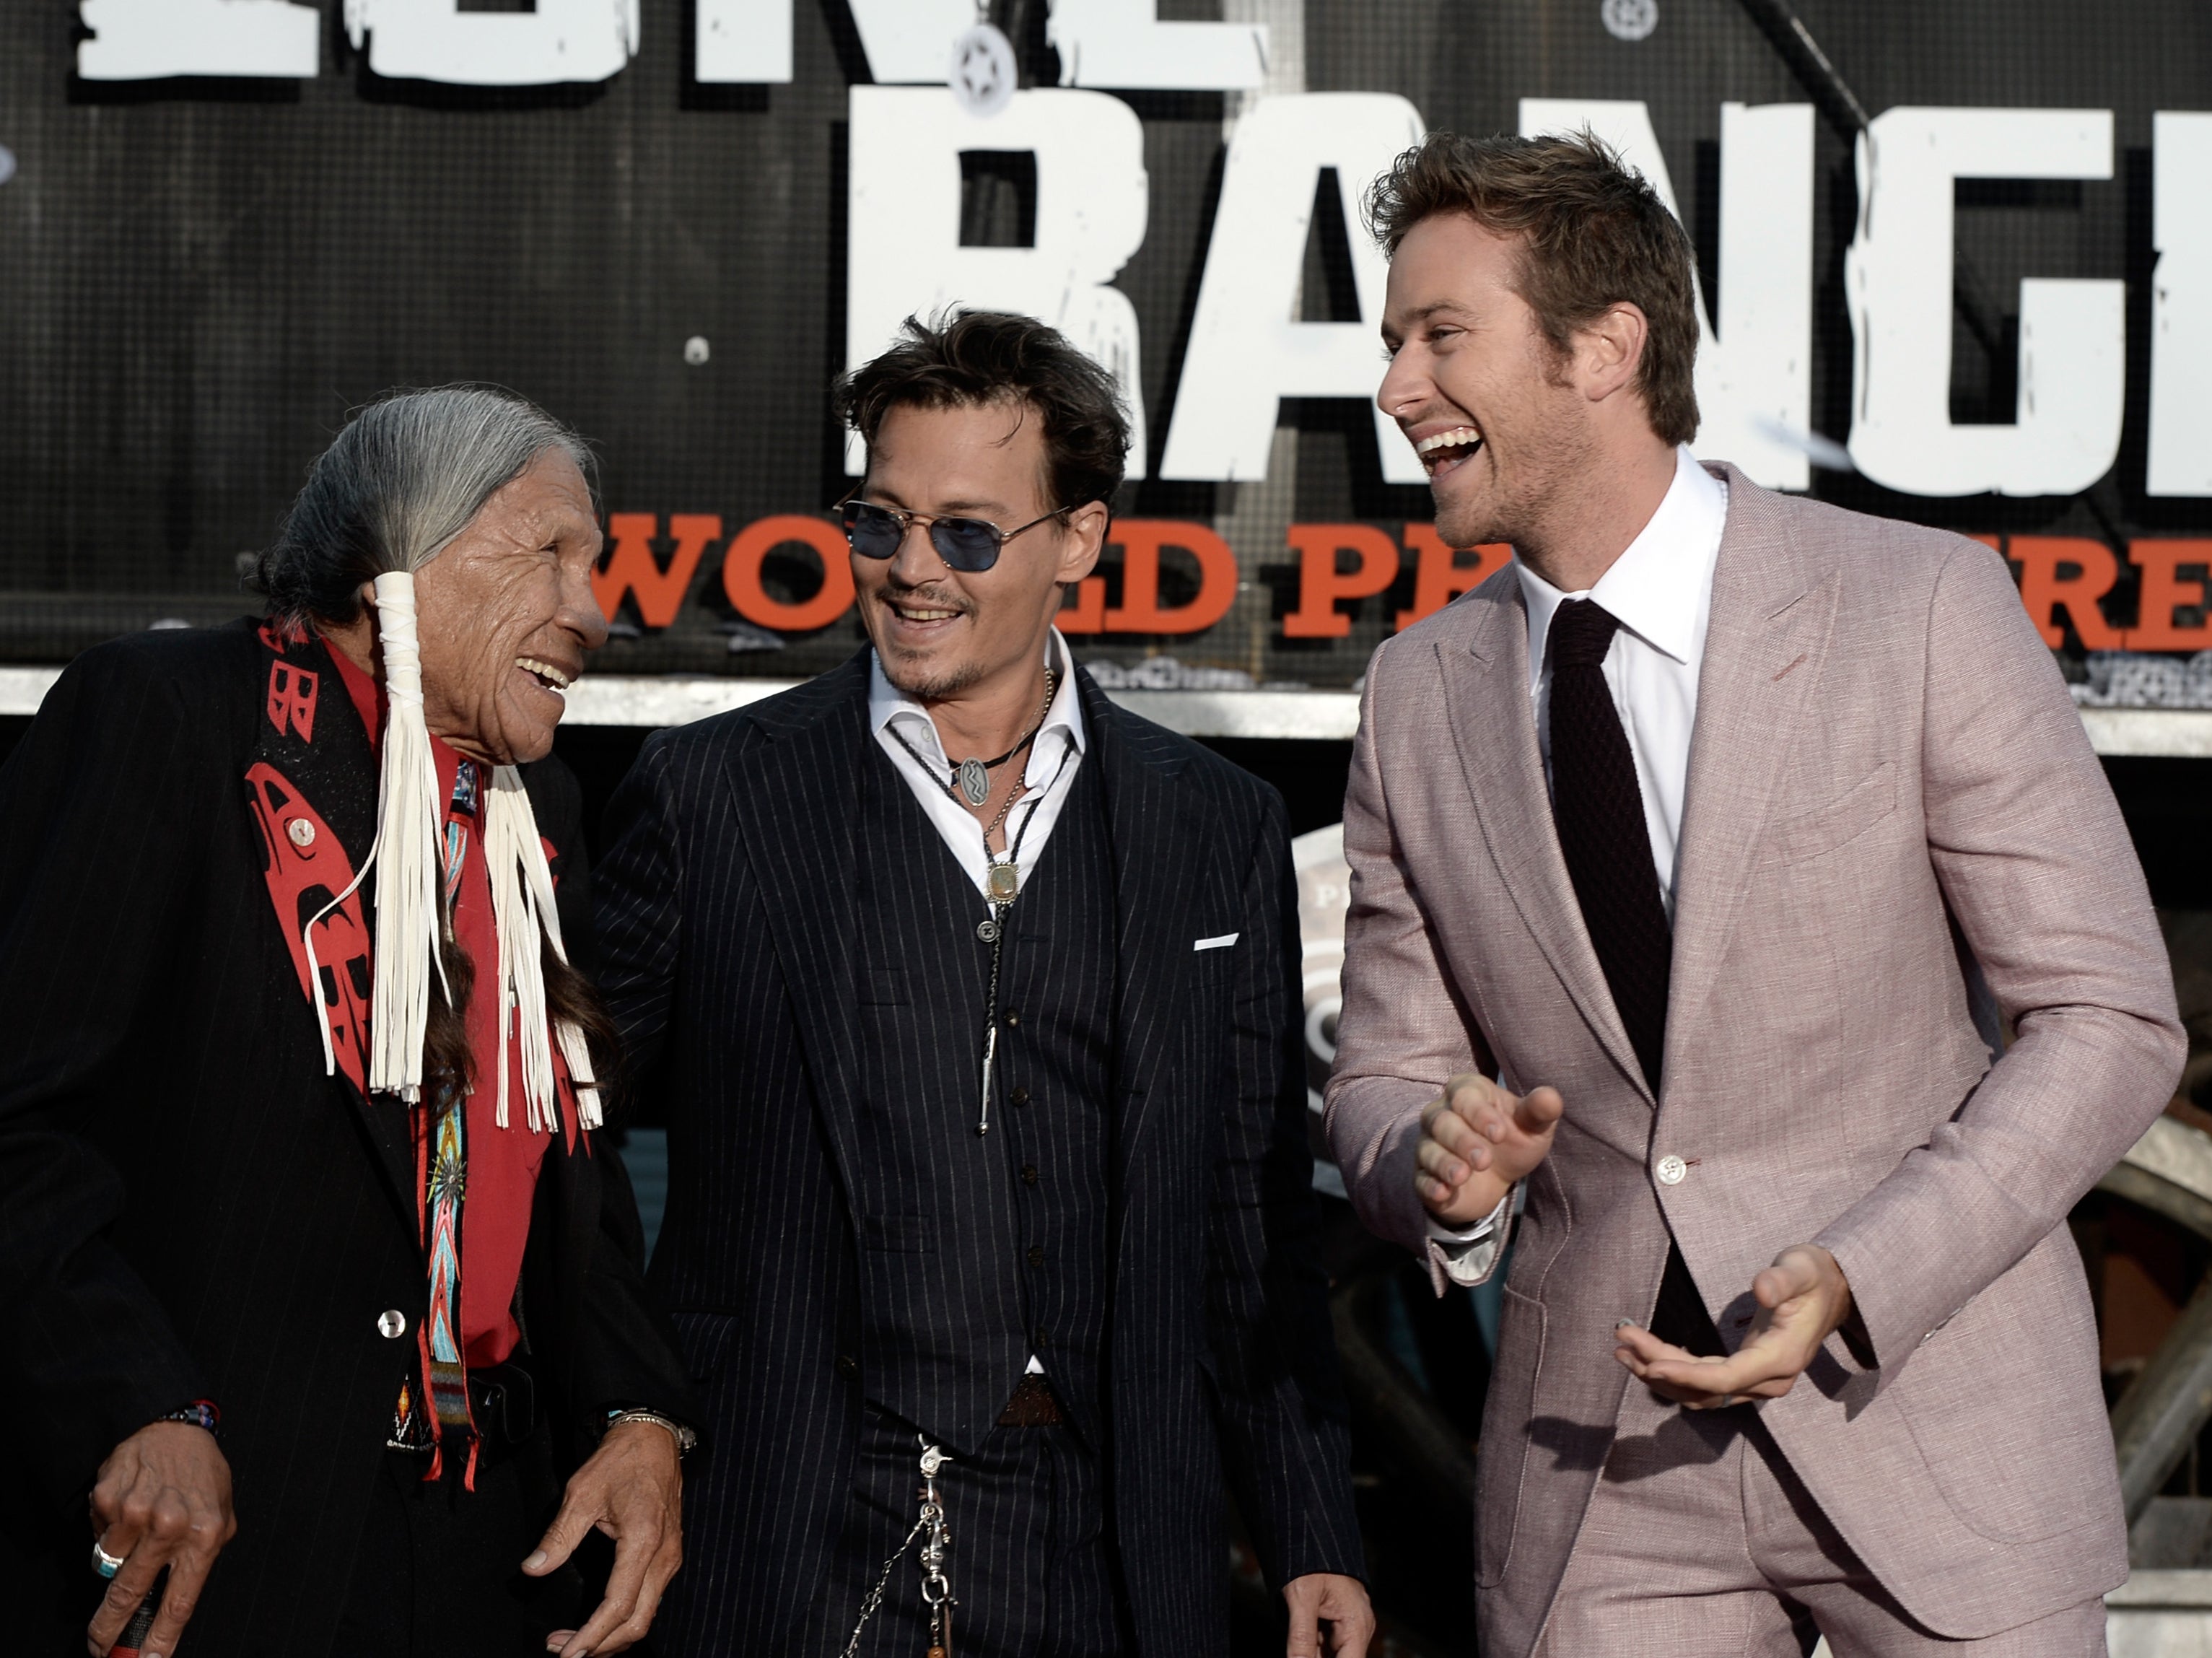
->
[[366, 569, 448, 1103]]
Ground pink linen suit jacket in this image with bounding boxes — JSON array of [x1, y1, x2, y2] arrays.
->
[[1325, 464, 2185, 1654]]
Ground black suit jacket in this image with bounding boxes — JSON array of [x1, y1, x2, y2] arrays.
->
[[595, 650, 1362, 1656], [0, 621, 693, 1654]]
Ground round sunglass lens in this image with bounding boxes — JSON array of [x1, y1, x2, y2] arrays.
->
[[935, 518, 1002, 571], [847, 505, 903, 559]]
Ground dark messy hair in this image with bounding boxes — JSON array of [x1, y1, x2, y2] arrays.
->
[[1366, 129, 1700, 446], [833, 310, 1131, 510]]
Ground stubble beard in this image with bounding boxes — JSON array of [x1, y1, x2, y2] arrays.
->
[[1435, 403, 1594, 570], [866, 579, 989, 703], [1433, 445, 1519, 553], [883, 650, 987, 703]]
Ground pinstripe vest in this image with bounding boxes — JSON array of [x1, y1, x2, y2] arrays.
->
[[852, 746, 1114, 1452]]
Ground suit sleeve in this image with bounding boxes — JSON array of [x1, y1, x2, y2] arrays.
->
[[592, 730, 688, 1109], [528, 751, 699, 1434], [1324, 639, 1503, 1287], [1206, 787, 1365, 1589], [1814, 538, 2185, 1377], [0, 647, 214, 1499], [561, 1134, 700, 1434]]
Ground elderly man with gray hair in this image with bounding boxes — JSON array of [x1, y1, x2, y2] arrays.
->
[[0, 387, 694, 1658]]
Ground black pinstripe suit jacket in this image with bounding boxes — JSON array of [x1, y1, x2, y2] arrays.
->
[[595, 650, 1363, 1656]]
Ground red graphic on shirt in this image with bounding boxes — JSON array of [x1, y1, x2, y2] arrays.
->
[[266, 661, 319, 743], [245, 762, 370, 1094]]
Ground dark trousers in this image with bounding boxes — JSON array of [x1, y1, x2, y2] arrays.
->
[[329, 1436, 585, 1658], [802, 1403, 1129, 1658]]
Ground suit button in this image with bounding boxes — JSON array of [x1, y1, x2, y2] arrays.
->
[[1028, 1244, 1046, 1266], [1005, 1012, 1020, 1028], [377, 1309, 408, 1339], [1656, 1154, 1687, 1186], [1009, 1086, 1031, 1107], [1022, 1164, 1039, 1186], [837, 1353, 859, 1377]]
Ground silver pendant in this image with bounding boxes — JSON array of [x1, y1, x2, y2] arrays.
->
[[985, 863, 1019, 904], [956, 758, 991, 806]]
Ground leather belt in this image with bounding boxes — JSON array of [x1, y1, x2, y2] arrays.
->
[[996, 1372, 1065, 1427]]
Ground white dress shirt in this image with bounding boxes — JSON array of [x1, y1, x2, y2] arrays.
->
[[868, 629, 1089, 1371], [869, 629, 1088, 901], [1434, 448, 1729, 1284]]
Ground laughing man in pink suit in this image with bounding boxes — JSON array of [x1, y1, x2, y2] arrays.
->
[[1325, 129, 2185, 1656]]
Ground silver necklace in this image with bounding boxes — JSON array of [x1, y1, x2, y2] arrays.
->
[[890, 671, 1057, 808]]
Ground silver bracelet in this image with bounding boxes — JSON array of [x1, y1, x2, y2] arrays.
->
[[605, 1408, 696, 1458]]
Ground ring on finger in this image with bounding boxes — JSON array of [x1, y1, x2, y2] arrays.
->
[[91, 1540, 126, 1579]]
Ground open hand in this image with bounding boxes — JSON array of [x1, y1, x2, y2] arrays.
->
[[1284, 1571, 1373, 1657], [533, 1421, 684, 1657], [1614, 1244, 1853, 1409], [1414, 1072, 1564, 1226], [86, 1421, 237, 1658]]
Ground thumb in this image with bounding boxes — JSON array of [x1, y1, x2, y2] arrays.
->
[[1754, 1252, 1819, 1311], [523, 1491, 598, 1576], [1284, 1585, 1321, 1658], [1516, 1084, 1565, 1133]]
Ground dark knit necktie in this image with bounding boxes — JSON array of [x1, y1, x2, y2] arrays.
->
[[1546, 599, 1670, 1091], [1545, 598, 1719, 1354]]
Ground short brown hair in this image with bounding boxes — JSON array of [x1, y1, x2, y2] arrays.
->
[[834, 309, 1130, 510], [1367, 131, 1700, 446]]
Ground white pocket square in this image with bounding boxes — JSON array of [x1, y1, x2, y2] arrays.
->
[[1193, 933, 1239, 951]]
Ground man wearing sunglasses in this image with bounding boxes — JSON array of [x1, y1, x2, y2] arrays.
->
[[593, 309, 1371, 1658]]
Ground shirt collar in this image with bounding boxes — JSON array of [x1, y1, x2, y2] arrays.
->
[[1516, 446, 1727, 690], [869, 629, 1088, 767]]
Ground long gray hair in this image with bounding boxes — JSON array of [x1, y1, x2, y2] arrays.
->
[[255, 384, 618, 1110], [258, 385, 594, 628]]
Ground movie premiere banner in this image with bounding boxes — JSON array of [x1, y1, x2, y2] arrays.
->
[[6, 0, 2212, 701]]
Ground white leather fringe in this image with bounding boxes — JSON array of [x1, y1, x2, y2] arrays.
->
[[364, 570, 448, 1104], [301, 571, 600, 1133], [484, 765, 604, 1132]]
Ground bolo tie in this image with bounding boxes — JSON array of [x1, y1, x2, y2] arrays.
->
[[885, 670, 1073, 1133]]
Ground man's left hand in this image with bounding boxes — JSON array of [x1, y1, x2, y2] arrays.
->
[[1613, 1244, 1853, 1410], [1284, 1571, 1374, 1657], [530, 1420, 684, 1657]]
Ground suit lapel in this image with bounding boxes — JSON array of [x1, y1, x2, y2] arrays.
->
[[243, 624, 419, 1212], [1084, 673, 1205, 1179], [1437, 583, 1653, 1099], [1664, 468, 1841, 1075], [722, 658, 872, 1210]]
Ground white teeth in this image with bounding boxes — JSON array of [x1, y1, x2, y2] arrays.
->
[[516, 657, 572, 689], [1415, 426, 1483, 455], [899, 608, 958, 621]]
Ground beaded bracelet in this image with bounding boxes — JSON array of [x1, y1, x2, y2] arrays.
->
[[158, 1400, 222, 1439]]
